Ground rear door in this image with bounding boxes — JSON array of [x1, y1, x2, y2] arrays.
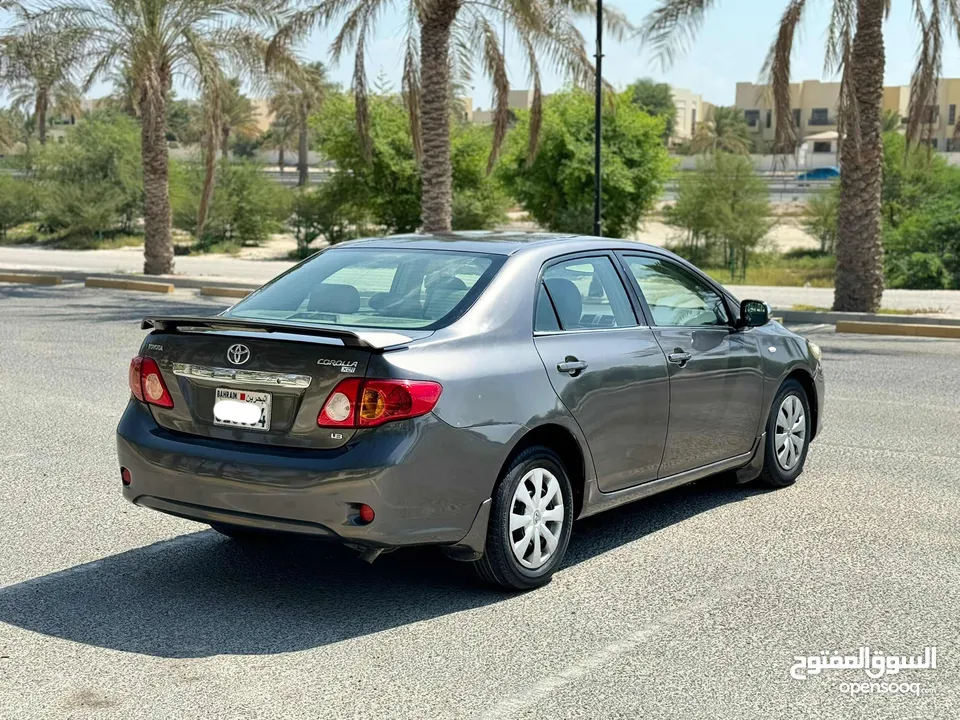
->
[[532, 253, 670, 492], [617, 253, 764, 477]]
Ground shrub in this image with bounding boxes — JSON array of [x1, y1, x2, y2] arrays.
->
[[886, 252, 947, 290], [289, 178, 371, 258], [0, 175, 37, 241], [172, 160, 290, 248], [33, 111, 142, 239]]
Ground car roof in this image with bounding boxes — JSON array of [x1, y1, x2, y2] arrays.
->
[[337, 231, 665, 256]]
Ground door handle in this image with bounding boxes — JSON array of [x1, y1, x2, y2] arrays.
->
[[667, 351, 692, 366], [557, 358, 588, 376]]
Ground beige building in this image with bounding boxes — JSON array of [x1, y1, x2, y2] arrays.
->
[[736, 77, 960, 152], [671, 88, 714, 143], [734, 79, 841, 153], [471, 89, 537, 125]]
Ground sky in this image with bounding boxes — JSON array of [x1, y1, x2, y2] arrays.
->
[[298, 0, 960, 108], [4, 1, 960, 106]]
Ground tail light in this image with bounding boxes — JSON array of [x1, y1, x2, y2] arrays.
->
[[318, 378, 442, 428], [128, 356, 174, 408]]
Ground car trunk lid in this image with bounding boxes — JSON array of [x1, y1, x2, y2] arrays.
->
[[138, 317, 424, 450]]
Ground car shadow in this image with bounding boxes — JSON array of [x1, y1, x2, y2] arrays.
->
[[0, 477, 763, 658]]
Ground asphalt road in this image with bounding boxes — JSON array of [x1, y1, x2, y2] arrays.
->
[[1, 284, 958, 720]]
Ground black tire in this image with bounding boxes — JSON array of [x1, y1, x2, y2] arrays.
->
[[757, 378, 812, 488], [473, 446, 574, 591]]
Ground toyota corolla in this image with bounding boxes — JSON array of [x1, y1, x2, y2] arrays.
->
[[117, 233, 824, 590]]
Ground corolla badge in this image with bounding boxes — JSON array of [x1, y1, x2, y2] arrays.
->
[[226, 344, 251, 365]]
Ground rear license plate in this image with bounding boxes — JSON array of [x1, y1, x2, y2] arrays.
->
[[214, 388, 272, 431]]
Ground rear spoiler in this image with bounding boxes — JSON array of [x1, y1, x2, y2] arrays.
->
[[142, 316, 382, 349]]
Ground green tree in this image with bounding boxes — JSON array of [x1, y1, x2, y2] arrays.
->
[[643, 0, 960, 312], [667, 152, 772, 279], [627, 78, 676, 140], [314, 92, 421, 233], [27, 0, 285, 274], [881, 132, 960, 289], [804, 184, 840, 253], [34, 111, 143, 238], [499, 89, 671, 238], [451, 124, 510, 230], [313, 91, 509, 234], [270, 1, 631, 234], [689, 106, 751, 155]]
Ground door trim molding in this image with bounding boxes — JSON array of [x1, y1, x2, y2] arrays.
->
[[578, 436, 761, 519]]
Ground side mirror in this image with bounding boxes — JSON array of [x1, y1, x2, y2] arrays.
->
[[739, 299, 770, 328]]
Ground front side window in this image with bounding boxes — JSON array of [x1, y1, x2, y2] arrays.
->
[[623, 256, 730, 328], [537, 256, 636, 331], [228, 248, 502, 330]]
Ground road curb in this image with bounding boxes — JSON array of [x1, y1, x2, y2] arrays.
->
[[199, 286, 251, 299], [85, 277, 175, 294], [836, 320, 960, 339], [778, 309, 960, 327], [0, 272, 63, 286]]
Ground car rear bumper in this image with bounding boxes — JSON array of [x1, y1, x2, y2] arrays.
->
[[116, 401, 510, 553]]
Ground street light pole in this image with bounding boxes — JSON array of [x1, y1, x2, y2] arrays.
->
[[593, 0, 603, 237]]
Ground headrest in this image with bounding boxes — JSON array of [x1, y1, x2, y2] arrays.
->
[[545, 278, 583, 329], [308, 283, 361, 314]]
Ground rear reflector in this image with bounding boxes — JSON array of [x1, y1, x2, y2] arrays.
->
[[318, 378, 442, 428], [120, 467, 132, 486], [128, 356, 174, 408]]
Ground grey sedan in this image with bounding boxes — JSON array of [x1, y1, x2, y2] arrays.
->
[[117, 233, 824, 590]]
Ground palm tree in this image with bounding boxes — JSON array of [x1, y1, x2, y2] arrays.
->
[[268, 62, 328, 187], [882, 109, 902, 133], [1, 30, 83, 144], [269, 1, 631, 232], [643, 0, 960, 312], [219, 78, 259, 160], [262, 117, 297, 174], [24, 0, 284, 275], [689, 106, 751, 154]]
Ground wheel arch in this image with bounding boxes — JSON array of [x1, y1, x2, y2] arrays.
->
[[499, 423, 588, 519], [785, 367, 819, 440]]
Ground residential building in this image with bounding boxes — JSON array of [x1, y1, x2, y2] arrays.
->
[[471, 88, 536, 125], [734, 79, 841, 152], [735, 77, 960, 152], [671, 87, 714, 143]]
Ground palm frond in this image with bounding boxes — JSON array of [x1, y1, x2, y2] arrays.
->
[[641, 0, 718, 70], [761, 0, 806, 153]]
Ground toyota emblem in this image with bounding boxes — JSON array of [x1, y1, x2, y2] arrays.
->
[[226, 344, 251, 365]]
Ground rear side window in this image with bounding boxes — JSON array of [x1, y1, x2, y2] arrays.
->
[[538, 256, 636, 331], [228, 248, 503, 330]]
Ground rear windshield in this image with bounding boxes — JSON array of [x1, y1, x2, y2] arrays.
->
[[227, 247, 504, 330]]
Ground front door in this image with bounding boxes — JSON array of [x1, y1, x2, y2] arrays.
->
[[533, 254, 670, 492], [618, 253, 764, 478]]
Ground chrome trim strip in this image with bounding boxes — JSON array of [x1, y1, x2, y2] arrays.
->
[[171, 363, 312, 389], [533, 325, 650, 337]]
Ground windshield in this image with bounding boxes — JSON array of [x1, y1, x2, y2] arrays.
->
[[227, 247, 504, 330]]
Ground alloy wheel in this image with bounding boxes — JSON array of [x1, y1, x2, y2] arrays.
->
[[775, 394, 806, 471], [509, 467, 565, 569]]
